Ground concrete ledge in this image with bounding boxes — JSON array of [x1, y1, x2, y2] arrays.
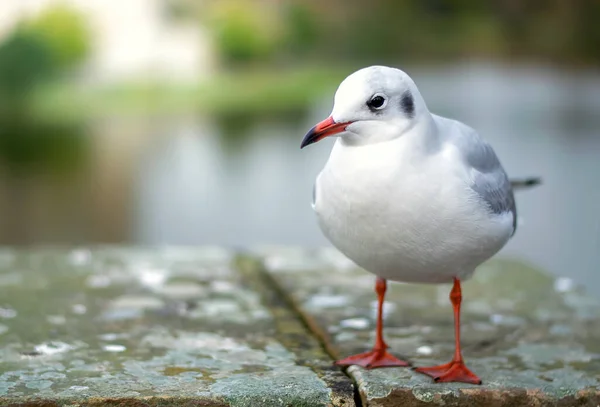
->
[[256, 246, 600, 407], [0, 248, 353, 407], [2, 246, 599, 406]]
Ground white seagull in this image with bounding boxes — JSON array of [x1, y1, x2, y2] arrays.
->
[[300, 65, 539, 385]]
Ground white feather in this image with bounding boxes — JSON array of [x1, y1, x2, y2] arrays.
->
[[311, 66, 514, 284]]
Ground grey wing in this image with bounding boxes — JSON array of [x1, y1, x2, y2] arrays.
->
[[455, 125, 517, 234]]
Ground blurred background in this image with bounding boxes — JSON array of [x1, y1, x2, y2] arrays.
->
[[0, 1, 598, 294]]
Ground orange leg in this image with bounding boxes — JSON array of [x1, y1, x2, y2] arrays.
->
[[335, 277, 410, 369], [414, 278, 482, 384]]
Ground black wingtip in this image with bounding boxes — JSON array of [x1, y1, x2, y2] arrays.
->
[[523, 177, 542, 186], [510, 177, 542, 190]]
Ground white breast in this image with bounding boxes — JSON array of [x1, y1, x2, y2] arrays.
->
[[313, 137, 513, 284]]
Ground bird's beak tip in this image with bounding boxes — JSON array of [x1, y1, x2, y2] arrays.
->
[[300, 117, 350, 149]]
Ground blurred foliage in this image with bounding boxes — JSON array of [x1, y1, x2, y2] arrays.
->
[[0, 31, 56, 106], [20, 4, 91, 70], [206, 0, 281, 65], [31, 66, 345, 120], [0, 4, 90, 174], [0, 3, 91, 107], [0, 0, 598, 126], [283, 3, 320, 56], [193, 0, 600, 66], [0, 117, 88, 175], [309, 0, 600, 64]]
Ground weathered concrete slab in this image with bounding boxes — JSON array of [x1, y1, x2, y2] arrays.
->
[[257, 246, 600, 406], [0, 248, 354, 406]]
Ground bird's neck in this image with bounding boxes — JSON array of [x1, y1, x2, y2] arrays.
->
[[403, 112, 440, 155], [339, 112, 438, 152]]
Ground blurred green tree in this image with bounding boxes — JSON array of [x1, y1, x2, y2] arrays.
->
[[208, 0, 280, 65], [283, 3, 320, 56], [0, 118, 87, 174], [0, 5, 91, 175], [20, 4, 91, 70], [0, 3, 91, 108], [0, 31, 56, 105]]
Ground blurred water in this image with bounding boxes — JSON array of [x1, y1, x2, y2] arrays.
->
[[1, 63, 599, 295]]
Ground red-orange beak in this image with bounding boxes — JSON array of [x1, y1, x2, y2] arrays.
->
[[300, 117, 351, 149]]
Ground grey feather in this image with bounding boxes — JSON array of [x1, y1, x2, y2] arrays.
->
[[452, 123, 517, 233]]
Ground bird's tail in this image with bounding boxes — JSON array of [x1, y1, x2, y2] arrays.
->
[[510, 177, 542, 190]]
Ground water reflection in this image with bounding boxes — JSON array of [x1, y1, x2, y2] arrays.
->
[[0, 115, 88, 244], [134, 112, 327, 248], [1, 64, 599, 296]]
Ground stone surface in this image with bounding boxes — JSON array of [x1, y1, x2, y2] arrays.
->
[[258, 246, 600, 406], [0, 248, 354, 406]]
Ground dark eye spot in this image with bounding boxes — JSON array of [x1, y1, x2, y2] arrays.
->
[[370, 96, 385, 107], [367, 95, 386, 111], [400, 91, 415, 118]]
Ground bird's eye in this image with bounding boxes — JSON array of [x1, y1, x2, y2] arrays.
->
[[367, 94, 387, 110]]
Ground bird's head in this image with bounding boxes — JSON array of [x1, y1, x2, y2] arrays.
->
[[301, 65, 429, 148]]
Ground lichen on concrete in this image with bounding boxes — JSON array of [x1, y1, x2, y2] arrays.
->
[[257, 246, 600, 406], [210, 366, 332, 407], [0, 247, 353, 406]]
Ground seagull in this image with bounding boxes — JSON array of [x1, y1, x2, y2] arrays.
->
[[300, 65, 540, 385]]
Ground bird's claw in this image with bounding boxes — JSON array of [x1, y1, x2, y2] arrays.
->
[[335, 349, 410, 369]]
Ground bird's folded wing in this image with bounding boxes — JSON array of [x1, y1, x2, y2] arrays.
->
[[453, 124, 517, 233]]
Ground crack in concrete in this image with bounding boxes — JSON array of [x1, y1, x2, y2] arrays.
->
[[235, 254, 361, 407]]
